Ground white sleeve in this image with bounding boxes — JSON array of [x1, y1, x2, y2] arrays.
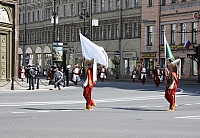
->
[[83, 74, 88, 87]]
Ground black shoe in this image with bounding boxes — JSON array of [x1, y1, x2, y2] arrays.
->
[[27, 89, 31, 90], [32, 88, 34, 90], [58, 88, 61, 90]]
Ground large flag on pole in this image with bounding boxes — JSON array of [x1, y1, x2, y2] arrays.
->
[[164, 33, 175, 61], [79, 33, 108, 68]]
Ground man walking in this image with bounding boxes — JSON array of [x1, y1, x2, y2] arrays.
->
[[82, 59, 96, 110], [54, 68, 63, 90], [27, 66, 35, 90], [165, 59, 181, 111]]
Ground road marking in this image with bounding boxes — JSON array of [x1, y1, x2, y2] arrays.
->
[[175, 116, 200, 120], [37, 111, 50, 113], [11, 112, 25, 114]]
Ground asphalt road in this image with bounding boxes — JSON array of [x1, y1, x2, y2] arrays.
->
[[0, 80, 199, 138]]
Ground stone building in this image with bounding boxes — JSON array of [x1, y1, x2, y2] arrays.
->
[[18, 0, 141, 77], [141, 0, 199, 79], [0, 0, 18, 81]]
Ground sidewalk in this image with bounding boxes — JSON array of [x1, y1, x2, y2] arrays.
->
[[105, 75, 200, 86], [0, 76, 199, 92]]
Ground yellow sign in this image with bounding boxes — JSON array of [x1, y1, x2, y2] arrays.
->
[[141, 53, 156, 57], [160, 45, 185, 50]]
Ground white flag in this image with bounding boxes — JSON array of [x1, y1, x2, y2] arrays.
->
[[80, 33, 108, 68]]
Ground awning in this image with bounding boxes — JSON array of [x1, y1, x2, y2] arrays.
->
[[18, 48, 23, 54], [43, 46, 51, 53], [35, 46, 42, 54]]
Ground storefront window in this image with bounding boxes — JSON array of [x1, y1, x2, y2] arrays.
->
[[44, 54, 52, 68], [107, 58, 115, 75]]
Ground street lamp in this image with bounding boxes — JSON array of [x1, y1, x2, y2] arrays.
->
[[79, 7, 89, 36]]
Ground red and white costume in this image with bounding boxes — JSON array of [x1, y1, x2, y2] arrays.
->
[[99, 66, 107, 82], [140, 64, 147, 85], [20, 66, 26, 81], [70, 64, 81, 85], [82, 61, 96, 110], [131, 67, 137, 82]]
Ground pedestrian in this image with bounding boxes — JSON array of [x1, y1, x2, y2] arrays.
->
[[82, 59, 96, 110], [165, 59, 181, 111], [140, 64, 147, 85], [25, 65, 30, 83], [70, 64, 81, 85], [98, 65, 107, 82], [54, 67, 63, 90], [154, 65, 162, 87], [27, 66, 35, 90], [20, 65, 26, 81], [131, 66, 137, 82], [66, 65, 71, 87]]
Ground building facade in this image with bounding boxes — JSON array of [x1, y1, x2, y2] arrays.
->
[[141, 0, 199, 79], [18, 0, 141, 77], [0, 0, 19, 81]]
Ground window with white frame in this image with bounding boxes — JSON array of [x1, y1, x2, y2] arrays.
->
[[147, 26, 153, 45], [148, 0, 153, 7], [134, 0, 138, 7], [124, 23, 129, 38], [132, 22, 138, 38], [171, 24, 176, 44], [28, 12, 30, 23], [161, 0, 166, 6], [192, 22, 197, 44], [180, 23, 186, 44], [115, 24, 119, 39], [32, 11, 35, 22], [37, 11, 40, 21], [107, 25, 111, 39]]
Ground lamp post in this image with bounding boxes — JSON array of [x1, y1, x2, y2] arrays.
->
[[79, 7, 89, 36]]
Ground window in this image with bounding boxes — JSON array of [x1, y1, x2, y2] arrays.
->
[[108, 0, 111, 11], [101, 0, 105, 12], [148, 0, 153, 7], [37, 11, 40, 21], [192, 22, 197, 44], [160, 25, 165, 45], [172, 0, 176, 3], [180, 23, 186, 44], [71, 4, 74, 16], [94, 0, 97, 13], [147, 26, 153, 45], [134, 0, 138, 7], [93, 27, 97, 40], [32, 11, 35, 22], [125, 0, 129, 8], [28, 12, 30, 23], [124, 23, 129, 38], [161, 0, 166, 6], [116, 0, 119, 10], [115, 24, 119, 39], [100, 26, 104, 40], [132, 22, 138, 38], [170, 24, 176, 44], [57, 6, 59, 16], [64, 5, 66, 17], [78, 2, 83, 15], [107, 25, 111, 39]]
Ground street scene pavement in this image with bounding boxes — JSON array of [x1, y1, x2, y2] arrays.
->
[[0, 76, 199, 138]]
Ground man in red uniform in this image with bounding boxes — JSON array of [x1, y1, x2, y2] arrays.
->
[[82, 59, 96, 110], [165, 59, 181, 111]]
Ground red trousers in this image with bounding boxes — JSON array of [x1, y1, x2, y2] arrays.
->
[[83, 85, 95, 109], [165, 85, 177, 110]]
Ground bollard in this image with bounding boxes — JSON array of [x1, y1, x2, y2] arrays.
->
[[11, 77, 14, 90], [36, 77, 39, 89]]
